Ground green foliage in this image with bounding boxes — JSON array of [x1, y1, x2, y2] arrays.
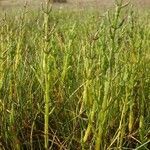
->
[[0, 2, 150, 150]]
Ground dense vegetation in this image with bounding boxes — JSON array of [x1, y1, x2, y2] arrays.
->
[[0, 0, 150, 149]]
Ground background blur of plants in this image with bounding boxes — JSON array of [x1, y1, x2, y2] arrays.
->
[[0, 0, 150, 10], [0, 0, 150, 150]]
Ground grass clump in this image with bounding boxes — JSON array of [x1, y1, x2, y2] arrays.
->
[[0, 0, 150, 149]]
